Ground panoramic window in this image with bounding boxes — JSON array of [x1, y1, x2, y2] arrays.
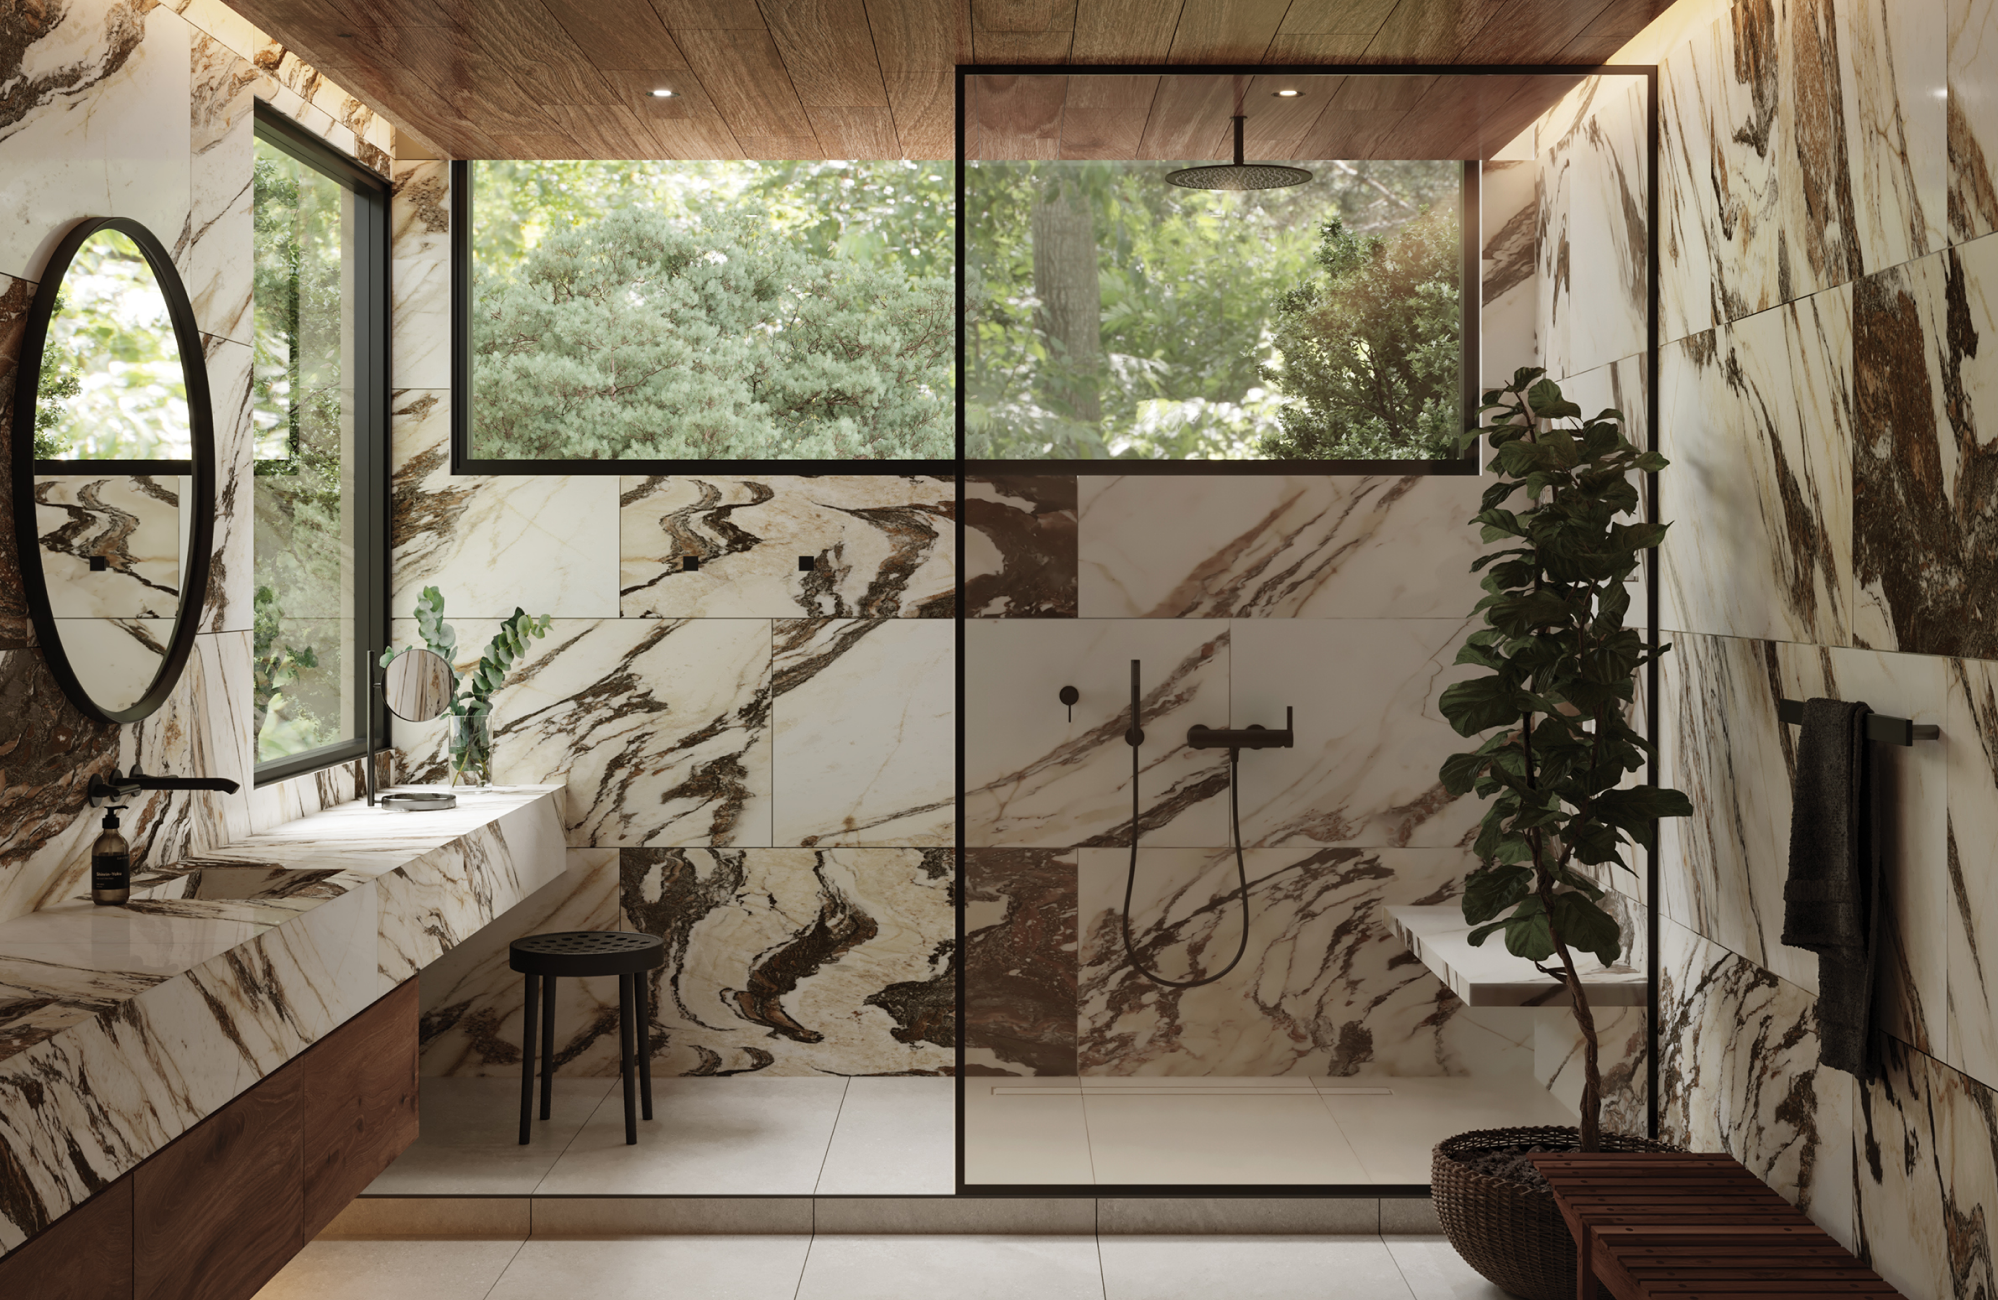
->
[[463, 161, 954, 463], [251, 112, 386, 773], [965, 74, 1470, 464]]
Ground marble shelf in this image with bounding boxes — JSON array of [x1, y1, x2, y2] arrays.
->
[[1386, 904, 1648, 1008], [0, 785, 566, 1259]]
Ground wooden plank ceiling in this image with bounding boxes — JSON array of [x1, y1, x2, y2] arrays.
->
[[219, 0, 1678, 160]]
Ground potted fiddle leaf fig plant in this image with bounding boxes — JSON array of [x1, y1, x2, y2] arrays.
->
[[1428, 367, 1693, 1300], [385, 586, 551, 786]]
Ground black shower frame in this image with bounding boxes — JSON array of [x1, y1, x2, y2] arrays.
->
[[948, 61, 1664, 1202], [440, 60, 1663, 1200]]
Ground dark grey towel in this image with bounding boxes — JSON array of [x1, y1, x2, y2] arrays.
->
[[1781, 696, 1878, 1080]]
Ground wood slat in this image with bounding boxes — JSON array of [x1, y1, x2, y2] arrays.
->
[[967, 73, 1067, 158], [972, 0, 1076, 61], [537, 0, 690, 69], [1069, 0, 1182, 63], [655, 0, 770, 24], [762, 0, 891, 106], [1298, 108, 1410, 159], [1058, 74, 1159, 158], [1135, 73, 1234, 159], [869, 0, 959, 68], [676, 26, 819, 138], [1359, 0, 1512, 63], [1263, 33, 1373, 61], [1278, 0, 1399, 34], [1241, 73, 1336, 155], [867, 0, 957, 157], [884, 67, 956, 157], [1464, 0, 1618, 64], [1165, 0, 1289, 63], [467, 3, 624, 104], [809, 104, 903, 156]]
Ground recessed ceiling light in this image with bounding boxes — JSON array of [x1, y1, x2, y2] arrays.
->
[[1272, 89, 1301, 98], [649, 88, 676, 98]]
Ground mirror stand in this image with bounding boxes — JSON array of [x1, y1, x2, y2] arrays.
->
[[369, 648, 459, 813]]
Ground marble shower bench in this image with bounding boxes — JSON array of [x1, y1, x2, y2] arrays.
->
[[0, 785, 567, 1263], [1386, 904, 1647, 1008]]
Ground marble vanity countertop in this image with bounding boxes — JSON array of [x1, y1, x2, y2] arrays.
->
[[1386, 904, 1648, 1008], [0, 785, 565, 1257]]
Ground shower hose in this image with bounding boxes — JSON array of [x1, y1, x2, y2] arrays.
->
[[1120, 662, 1251, 989]]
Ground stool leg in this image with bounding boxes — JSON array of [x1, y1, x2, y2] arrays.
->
[[619, 973, 638, 1145], [539, 974, 557, 1121], [518, 972, 539, 1146], [636, 972, 654, 1121]]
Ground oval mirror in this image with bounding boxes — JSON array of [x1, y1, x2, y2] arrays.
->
[[382, 647, 454, 722], [10, 218, 213, 724]]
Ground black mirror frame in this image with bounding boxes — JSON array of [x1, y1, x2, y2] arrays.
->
[[8, 216, 216, 726]]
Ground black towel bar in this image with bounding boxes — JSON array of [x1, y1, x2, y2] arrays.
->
[[1778, 698, 1939, 746]]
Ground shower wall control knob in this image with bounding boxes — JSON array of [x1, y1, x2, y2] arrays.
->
[[1059, 685, 1079, 720]]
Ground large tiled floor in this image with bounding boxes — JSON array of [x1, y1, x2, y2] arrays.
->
[[369, 1075, 955, 1197], [255, 1232, 1507, 1300], [376, 1072, 1575, 1195], [966, 1075, 1577, 1185]]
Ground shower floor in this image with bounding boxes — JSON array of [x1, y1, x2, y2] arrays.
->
[[363, 1072, 1570, 1198], [965, 1075, 1575, 1187]]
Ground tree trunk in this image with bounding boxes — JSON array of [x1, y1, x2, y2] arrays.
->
[[1030, 176, 1102, 423]]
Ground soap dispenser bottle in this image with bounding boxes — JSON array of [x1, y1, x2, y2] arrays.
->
[[91, 807, 131, 906]]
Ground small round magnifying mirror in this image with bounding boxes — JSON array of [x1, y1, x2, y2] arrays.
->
[[371, 646, 458, 812], [384, 646, 454, 722]]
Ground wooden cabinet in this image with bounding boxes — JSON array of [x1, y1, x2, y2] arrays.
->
[[134, 1068, 303, 1300], [0, 1179, 133, 1300], [302, 978, 420, 1233], [0, 980, 418, 1300]]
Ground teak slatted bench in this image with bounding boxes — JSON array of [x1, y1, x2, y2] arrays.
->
[[1525, 1152, 1904, 1300]]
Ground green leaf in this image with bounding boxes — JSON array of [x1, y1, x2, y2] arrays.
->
[[1462, 863, 1533, 924], [1439, 677, 1525, 737], [1549, 891, 1623, 966]]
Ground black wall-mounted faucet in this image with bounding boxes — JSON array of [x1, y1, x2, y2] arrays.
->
[[1187, 708, 1295, 753], [89, 764, 240, 806]]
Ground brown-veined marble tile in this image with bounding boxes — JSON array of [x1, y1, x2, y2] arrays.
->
[[963, 475, 1077, 618], [1852, 239, 1998, 658], [1076, 476, 1487, 621], [1950, 0, 1998, 243], [965, 848, 1078, 1077], [621, 475, 955, 619], [394, 616, 774, 848], [1659, 287, 1855, 645], [1656, 916, 1857, 1250], [1075, 845, 1535, 1079]]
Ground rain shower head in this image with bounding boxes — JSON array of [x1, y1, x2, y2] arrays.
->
[[1166, 115, 1313, 191]]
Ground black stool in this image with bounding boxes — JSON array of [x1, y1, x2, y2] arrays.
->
[[509, 930, 667, 1146]]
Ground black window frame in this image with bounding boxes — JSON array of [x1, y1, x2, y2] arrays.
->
[[250, 103, 393, 788]]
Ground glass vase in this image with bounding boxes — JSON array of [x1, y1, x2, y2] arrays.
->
[[448, 713, 492, 787]]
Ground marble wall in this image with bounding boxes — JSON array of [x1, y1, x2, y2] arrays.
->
[[960, 467, 1579, 1085], [389, 148, 963, 1077], [1530, 3, 1998, 1296], [0, 0, 403, 930]]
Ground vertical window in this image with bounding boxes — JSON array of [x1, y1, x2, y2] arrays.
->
[[251, 108, 388, 778]]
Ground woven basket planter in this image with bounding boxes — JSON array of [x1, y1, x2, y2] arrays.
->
[[1431, 1126, 1681, 1300]]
